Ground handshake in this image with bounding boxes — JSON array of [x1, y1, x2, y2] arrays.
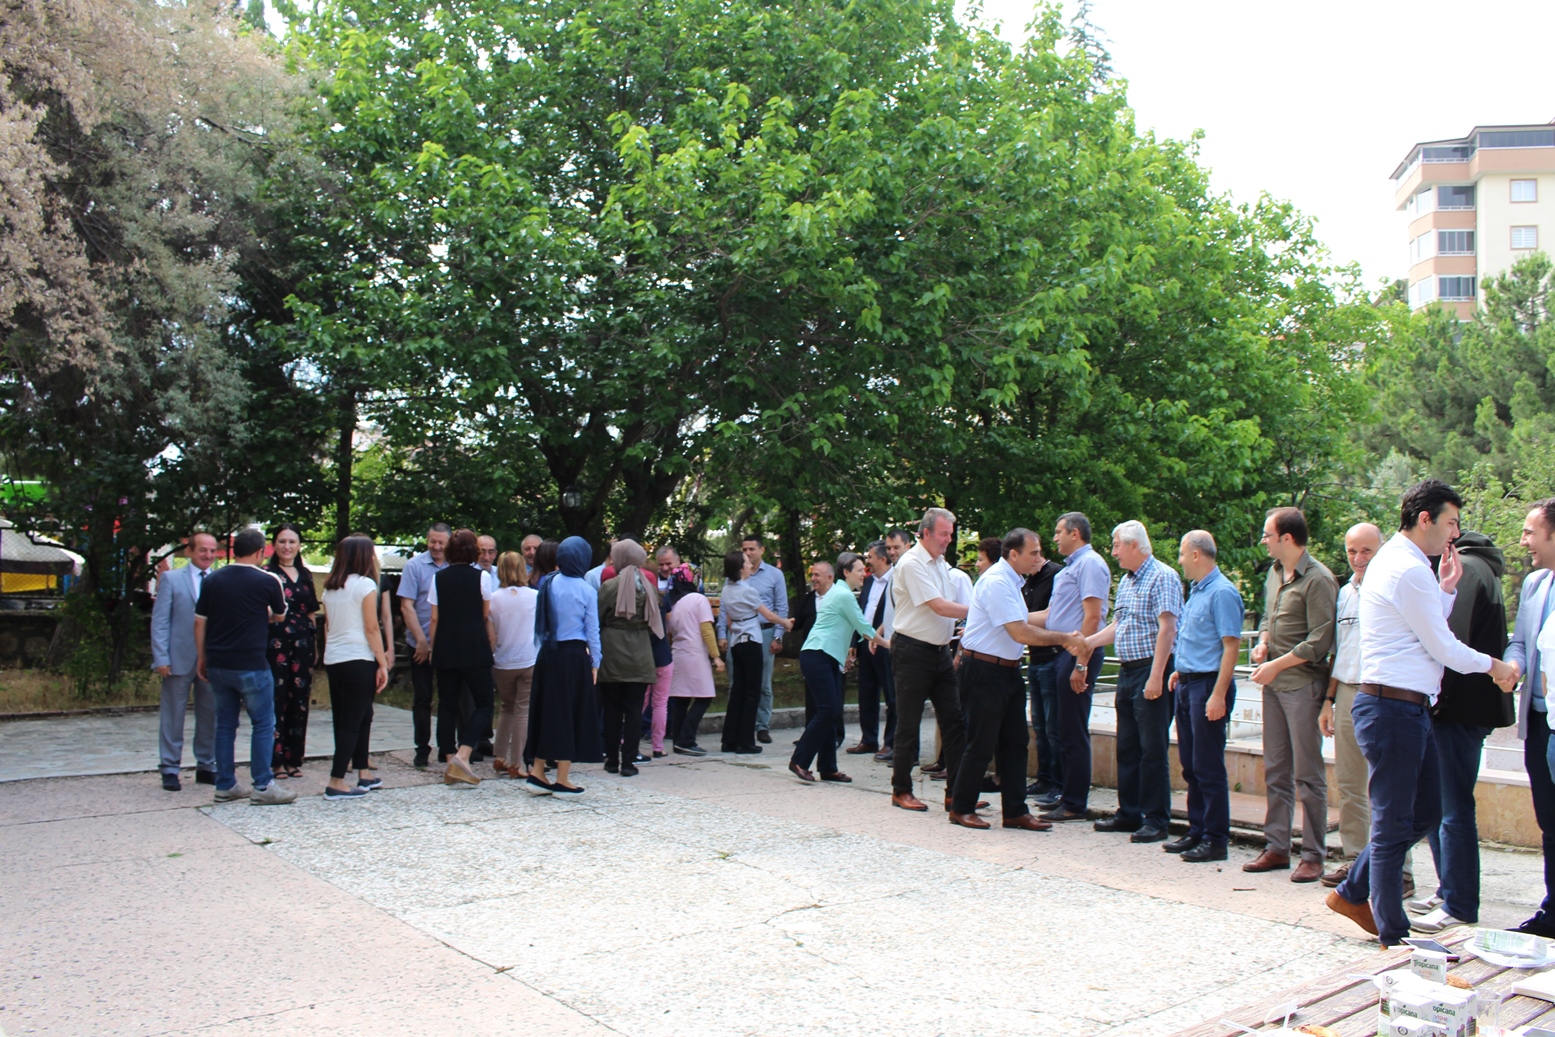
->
[[1492, 658, 1521, 693]]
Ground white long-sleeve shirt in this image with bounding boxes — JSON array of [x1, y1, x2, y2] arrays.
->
[[1358, 532, 1492, 702]]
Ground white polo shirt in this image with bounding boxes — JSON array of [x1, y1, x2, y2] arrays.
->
[[960, 559, 1028, 661]]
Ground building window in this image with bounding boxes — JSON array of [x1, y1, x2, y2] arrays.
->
[[1437, 185, 1475, 209], [1438, 276, 1477, 301], [1410, 232, 1435, 263], [1437, 230, 1474, 255], [1408, 188, 1437, 217], [1408, 278, 1435, 308], [1479, 129, 1555, 149], [1512, 179, 1538, 203], [1512, 226, 1539, 250]]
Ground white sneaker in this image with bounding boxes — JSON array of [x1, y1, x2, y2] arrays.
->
[[1405, 893, 1443, 915], [250, 783, 298, 805], [1409, 906, 1468, 934], [213, 784, 251, 803]]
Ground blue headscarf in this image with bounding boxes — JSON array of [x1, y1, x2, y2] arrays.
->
[[534, 536, 593, 647]]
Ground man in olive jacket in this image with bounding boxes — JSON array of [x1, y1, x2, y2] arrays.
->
[[1412, 530, 1514, 934]]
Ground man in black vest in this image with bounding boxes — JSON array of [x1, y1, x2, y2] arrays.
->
[[847, 541, 896, 758]]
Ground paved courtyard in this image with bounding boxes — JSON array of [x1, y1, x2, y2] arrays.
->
[[1, 715, 1545, 1037]]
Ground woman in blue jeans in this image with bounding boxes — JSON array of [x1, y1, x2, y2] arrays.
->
[[790, 553, 884, 783]]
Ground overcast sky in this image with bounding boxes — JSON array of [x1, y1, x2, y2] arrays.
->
[[969, 0, 1555, 292]]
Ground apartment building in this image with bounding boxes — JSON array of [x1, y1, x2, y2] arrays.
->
[[1392, 121, 1554, 318]]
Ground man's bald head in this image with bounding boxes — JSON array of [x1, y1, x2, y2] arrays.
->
[[1345, 522, 1383, 579]]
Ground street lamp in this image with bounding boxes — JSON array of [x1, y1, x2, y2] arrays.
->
[[561, 484, 583, 511]]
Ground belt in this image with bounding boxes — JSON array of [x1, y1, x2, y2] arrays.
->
[[760, 622, 775, 630], [1359, 682, 1429, 707], [892, 632, 951, 653], [1178, 671, 1220, 682], [1118, 657, 1154, 671], [962, 649, 1019, 668]]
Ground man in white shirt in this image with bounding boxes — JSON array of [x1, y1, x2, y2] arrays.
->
[[847, 541, 897, 757], [1500, 497, 1555, 939], [948, 529, 1086, 829], [1327, 480, 1514, 948], [889, 508, 970, 813], [1320, 522, 1382, 887]]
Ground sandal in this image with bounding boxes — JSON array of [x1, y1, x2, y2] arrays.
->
[[286, 766, 302, 778], [492, 757, 507, 775]]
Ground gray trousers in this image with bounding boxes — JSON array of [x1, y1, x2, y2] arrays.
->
[[754, 627, 776, 732], [159, 671, 215, 775], [1332, 681, 1369, 859], [1262, 678, 1329, 863]]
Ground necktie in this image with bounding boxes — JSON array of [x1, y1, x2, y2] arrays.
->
[[195, 567, 207, 602]]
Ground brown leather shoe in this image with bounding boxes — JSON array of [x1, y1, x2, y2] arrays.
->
[[892, 791, 929, 812], [1325, 889, 1378, 935], [1320, 862, 1350, 888], [820, 771, 852, 783], [1291, 859, 1323, 883], [844, 743, 878, 755], [949, 811, 990, 829], [1002, 814, 1053, 832], [945, 797, 989, 811], [1243, 850, 1291, 873]]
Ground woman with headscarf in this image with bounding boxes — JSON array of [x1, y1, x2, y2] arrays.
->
[[525, 535, 603, 794], [597, 540, 659, 776], [664, 566, 724, 755]]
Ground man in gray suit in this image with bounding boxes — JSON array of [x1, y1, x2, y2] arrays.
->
[[150, 532, 219, 791]]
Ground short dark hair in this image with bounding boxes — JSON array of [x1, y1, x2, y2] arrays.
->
[[837, 551, 864, 577], [326, 535, 378, 590], [866, 540, 889, 561], [428, 522, 451, 536], [614, 529, 639, 543], [1399, 479, 1464, 531], [1531, 497, 1555, 536], [1001, 528, 1038, 559], [724, 550, 745, 582], [533, 539, 559, 578], [885, 527, 914, 544], [741, 532, 764, 546], [233, 528, 266, 557], [1057, 512, 1091, 543], [978, 537, 1002, 563], [1266, 507, 1309, 547], [445, 528, 479, 565]]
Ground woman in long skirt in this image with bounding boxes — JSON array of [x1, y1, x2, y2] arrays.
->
[[267, 523, 320, 777], [525, 536, 602, 794]]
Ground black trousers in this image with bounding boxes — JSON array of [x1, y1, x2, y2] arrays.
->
[[856, 643, 896, 749], [890, 634, 965, 795], [436, 664, 494, 755], [325, 659, 376, 780], [669, 696, 712, 748], [411, 657, 436, 755], [722, 642, 764, 751], [599, 681, 647, 765], [951, 656, 1029, 817], [1056, 647, 1104, 813], [792, 650, 843, 775]]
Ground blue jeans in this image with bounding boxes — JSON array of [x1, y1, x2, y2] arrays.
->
[[209, 667, 277, 791], [1175, 675, 1235, 845], [1528, 707, 1555, 917], [1337, 694, 1441, 945], [1028, 659, 1062, 790], [1114, 664, 1174, 830], [1426, 720, 1493, 922], [793, 650, 843, 776]]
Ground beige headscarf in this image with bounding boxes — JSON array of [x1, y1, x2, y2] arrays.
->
[[610, 539, 664, 639]]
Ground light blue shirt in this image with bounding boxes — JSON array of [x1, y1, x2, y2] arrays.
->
[[1174, 567, 1245, 674], [802, 582, 878, 666], [396, 551, 448, 649], [542, 573, 602, 661], [716, 561, 788, 639], [1048, 543, 1111, 635], [960, 559, 1029, 660]]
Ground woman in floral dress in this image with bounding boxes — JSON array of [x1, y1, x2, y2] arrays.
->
[[267, 523, 320, 777]]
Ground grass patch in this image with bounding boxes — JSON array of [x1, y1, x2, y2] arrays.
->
[[0, 668, 161, 714]]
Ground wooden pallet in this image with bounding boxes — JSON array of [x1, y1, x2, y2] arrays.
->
[[1171, 932, 1555, 1036]]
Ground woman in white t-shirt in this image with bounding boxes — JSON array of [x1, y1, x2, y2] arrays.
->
[[489, 551, 539, 778], [320, 536, 392, 800]]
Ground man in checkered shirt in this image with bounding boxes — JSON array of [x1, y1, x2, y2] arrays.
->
[[1084, 520, 1184, 843]]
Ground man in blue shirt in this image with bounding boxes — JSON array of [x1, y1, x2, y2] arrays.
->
[[1037, 512, 1111, 822], [1167, 530, 1246, 863], [715, 533, 789, 743], [397, 522, 450, 768]]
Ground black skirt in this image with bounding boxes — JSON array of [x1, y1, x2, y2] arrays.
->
[[526, 639, 604, 764]]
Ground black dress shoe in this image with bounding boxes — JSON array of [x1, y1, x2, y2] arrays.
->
[[1024, 781, 1049, 797], [632, 754, 651, 763], [161, 773, 181, 792], [873, 746, 894, 762], [757, 730, 772, 744], [1163, 834, 1200, 854], [1511, 912, 1555, 939], [604, 759, 619, 774], [619, 761, 639, 777], [1180, 841, 1228, 863], [195, 769, 217, 786], [1093, 815, 1141, 833], [734, 746, 763, 754], [1033, 792, 1062, 810], [1038, 807, 1086, 823], [413, 752, 430, 770], [981, 776, 1002, 793], [1131, 826, 1169, 844]]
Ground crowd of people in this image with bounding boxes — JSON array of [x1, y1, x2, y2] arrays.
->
[[147, 477, 1555, 947]]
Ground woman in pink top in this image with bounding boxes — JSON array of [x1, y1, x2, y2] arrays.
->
[[664, 568, 724, 755]]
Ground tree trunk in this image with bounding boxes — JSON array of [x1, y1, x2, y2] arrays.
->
[[333, 384, 356, 542]]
